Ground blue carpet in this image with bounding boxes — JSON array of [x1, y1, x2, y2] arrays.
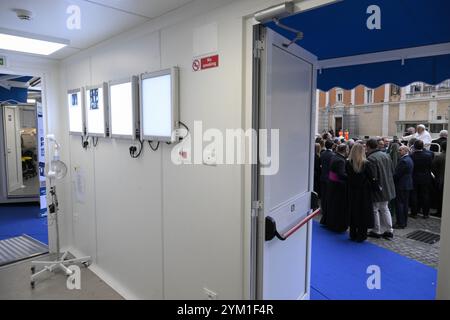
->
[[0, 204, 48, 245], [311, 221, 437, 300], [310, 286, 329, 300]]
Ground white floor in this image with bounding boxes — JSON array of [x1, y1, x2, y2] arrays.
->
[[0, 254, 123, 300]]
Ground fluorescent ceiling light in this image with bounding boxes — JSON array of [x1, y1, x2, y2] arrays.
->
[[0, 28, 69, 56]]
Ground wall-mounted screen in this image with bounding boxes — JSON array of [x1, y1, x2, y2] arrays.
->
[[85, 83, 109, 137], [140, 67, 179, 143], [68, 88, 85, 136], [109, 76, 139, 139]]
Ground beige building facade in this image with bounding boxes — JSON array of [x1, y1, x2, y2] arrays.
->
[[318, 81, 450, 139]]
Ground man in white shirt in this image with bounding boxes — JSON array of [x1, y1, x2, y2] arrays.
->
[[402, 124, 432, 147]]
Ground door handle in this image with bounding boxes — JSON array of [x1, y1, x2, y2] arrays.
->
[[265, 192, 320, 241], [265, 208, 321, 242]]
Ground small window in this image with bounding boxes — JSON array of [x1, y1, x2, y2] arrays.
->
[[430, 124, 444, 134], [410, 83, 422, 93], [336, 89, 344, 103], [390, 85, 400, 96], [365, 89, 374, 104]]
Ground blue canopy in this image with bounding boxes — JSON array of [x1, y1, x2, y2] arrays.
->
[[266, 0, 450, 91], [0, 74, 32, 103]]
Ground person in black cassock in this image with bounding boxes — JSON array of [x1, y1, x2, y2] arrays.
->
[[319, 139, 334, 225], [346, 143, 375, 242], [325, 144, 349, 232]]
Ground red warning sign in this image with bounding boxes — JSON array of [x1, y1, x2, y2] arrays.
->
[[193, 54, 219, 72], [201, 55, 219, 70]]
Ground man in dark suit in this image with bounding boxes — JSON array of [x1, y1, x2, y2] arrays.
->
[[319, 139, 335, 225], [410, 140, 435, 219], [393, 146, 414, 228], [430, 130, 447, 152], [432, 141, 446, 216]]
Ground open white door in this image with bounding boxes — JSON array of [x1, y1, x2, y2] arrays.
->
[[3, 106, 23, 194], [254, 27, 318, 300]]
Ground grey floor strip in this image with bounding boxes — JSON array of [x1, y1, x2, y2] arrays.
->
[[0, 235, 48, 267]]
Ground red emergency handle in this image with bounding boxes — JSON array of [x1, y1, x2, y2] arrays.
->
[[265, 208, 321, 242]]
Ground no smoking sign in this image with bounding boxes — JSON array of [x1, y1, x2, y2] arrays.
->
[[192, 54, 219, 72], [192, 59, 201, 72]]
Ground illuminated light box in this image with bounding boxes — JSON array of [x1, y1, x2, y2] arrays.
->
[[140, 67, 179, 143], [67, 88, 85, 136], [85, 83, 109, 137], [109, 76, 139, 139]]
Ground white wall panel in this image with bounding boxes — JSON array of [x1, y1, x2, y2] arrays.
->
[[90, 32, 161, 82], [60, 33, 164, 298], [93, 139, 164, 299], [63, 58, 98, 260], [160, 8, 244, 299]]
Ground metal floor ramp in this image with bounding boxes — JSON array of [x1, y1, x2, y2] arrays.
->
[[0, 235, 48, 267]]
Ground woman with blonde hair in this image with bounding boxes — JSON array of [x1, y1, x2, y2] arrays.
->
[[346, 143, 375, 242]]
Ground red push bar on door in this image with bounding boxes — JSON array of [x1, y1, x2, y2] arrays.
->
[[265, 208, 321, 242]]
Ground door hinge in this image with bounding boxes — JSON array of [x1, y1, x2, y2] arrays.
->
[[253, 40, 264, 58], [252, 200, 263, 210]]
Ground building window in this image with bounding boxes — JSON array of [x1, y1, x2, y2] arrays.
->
[[390, 85, 400, 96], [336, 89, 344, 103], [409, 82, 423, 93], [430, 124, 445, 134], [365, 88, 374, 104]]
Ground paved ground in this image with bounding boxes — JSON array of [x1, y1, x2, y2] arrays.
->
[[368, 215, 441, 268], [315, 213, 441, 269]]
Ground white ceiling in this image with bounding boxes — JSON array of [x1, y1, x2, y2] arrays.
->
[[0, 0, 194, 59]]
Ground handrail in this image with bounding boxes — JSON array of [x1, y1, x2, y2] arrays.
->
[[406, 89, 450, 99], [265, 208, 321, 242], [429, 143, 441, 153]]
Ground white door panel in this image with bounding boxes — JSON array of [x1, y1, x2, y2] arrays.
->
[[3, 106, 23, 193], [266, 44, 313, 210], [257, 28, 317, 300]]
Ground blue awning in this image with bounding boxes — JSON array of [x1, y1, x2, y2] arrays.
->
[[265, 0, 450, 91], [318, 53, 450, 91], [0, 74, 32, 104]]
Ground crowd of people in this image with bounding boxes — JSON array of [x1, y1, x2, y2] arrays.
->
[[314, 126, 447, 243]]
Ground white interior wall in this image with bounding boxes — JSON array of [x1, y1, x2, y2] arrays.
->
[[56, 0, 289, 300]]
